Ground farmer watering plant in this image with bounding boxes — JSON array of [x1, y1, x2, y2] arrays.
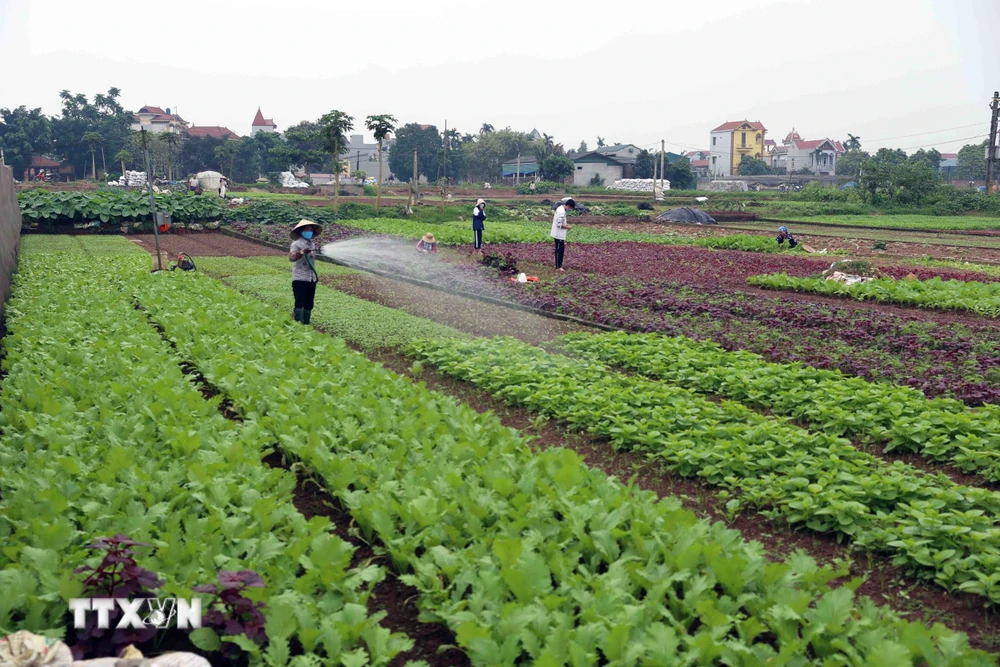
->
[[416, 232, 438, 254], [289, 219, 321, 324], [776, 226, 798, 248], [472, 198, 487, 255], [551, 197, 576, 271]]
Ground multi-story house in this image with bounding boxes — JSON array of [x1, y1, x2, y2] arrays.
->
[[131, 106, 188, 134], [709, 120, 767, 177]]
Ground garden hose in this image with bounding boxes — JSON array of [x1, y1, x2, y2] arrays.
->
[[305, 251, 319, 280]]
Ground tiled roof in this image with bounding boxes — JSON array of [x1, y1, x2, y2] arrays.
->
[[29, 156, 62, 168], [252, 109, 277, 127], [939, 153, 958, 159], [712, 120, 766, 132], [691, 159, 709, 168], [795, 139, 841, 152], [186, 126, 240, 139], [138, 106, 166, 114]]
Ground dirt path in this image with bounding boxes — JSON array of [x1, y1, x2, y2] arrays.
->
[[130, 233, 285, 257], [325, 272, 591, 345]]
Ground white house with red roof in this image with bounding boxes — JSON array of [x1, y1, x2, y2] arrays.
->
[[769, 128, 845, 175], [709, 120, 767, 177], [131, 105, 188, 134], [251, 108, 278, 135]]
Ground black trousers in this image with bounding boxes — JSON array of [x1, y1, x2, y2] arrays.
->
[[554, 239, 566, 268], [474, 229, 483, 249], [292, 280, 317, 310]]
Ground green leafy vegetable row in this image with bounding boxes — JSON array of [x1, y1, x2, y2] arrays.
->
[[138, 270, 992, 666], [406, 337, 1000, 604], [18, 189, 224, 225], [133, 269, 993, 664], [0, 236, 413, 666], [324, 217, 805, 251], [749, 273, 1000, 317], [556, 331, 1000, 480]]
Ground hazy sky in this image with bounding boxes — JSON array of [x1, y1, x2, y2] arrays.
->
[[2, 0, 998, 153]]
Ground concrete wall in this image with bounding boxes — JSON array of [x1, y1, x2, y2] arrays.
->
[[0, 165, 22, 318], [573, 162, 623, 186]]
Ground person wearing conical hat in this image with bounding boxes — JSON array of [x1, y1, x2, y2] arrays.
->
[[472, 198, 487, 256], [289, 219, 321, 324], [415, 232, 438, 254]]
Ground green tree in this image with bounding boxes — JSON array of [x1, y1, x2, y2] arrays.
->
[[480, 123, 494, 134], [215, 141, 239, 180], [0, 106, 52, 179], [284, 120, 326, 175], [540, 154, 573, 182], [113, 148, 132, 178], [633, 149, 656, 179], [737, 156, 770, 176], [182, 135, 225, 174], [319, 110, 354, 212], [596, 136, 606, 148], [463, 127, 534, 182], [82, 131, 103, 180], [389, 123, 443, 183], [577, 140, 588, 153], [50, 88, 132, 179], [836, 150, 868, 179], [872, 147, 908, 166], [666, 157, 696, 190], [893, 161, 938, 205], [159, 131, 180, 181], [908, 148, 942, 172], [956, 141, 987, 181], [364, 114, 397, 212], [858, 158, 892, 203], [844, 134, 861, 151]]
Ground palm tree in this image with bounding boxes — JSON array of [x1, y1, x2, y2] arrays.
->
[[82, 132, 103, 180], [596, 136, 606, 148], [160, 131, 180, 181], [319, 110, 355, 213], [845, 134, 861, 151], [364, 113, 397, 213], [114, 149, 132, 179], [812, 147, 824, 172], [480, 123, 494, 134]]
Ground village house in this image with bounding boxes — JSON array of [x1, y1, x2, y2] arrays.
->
[[130, 105, 188, 134], [572, 150, 634, 186], [251, 108, 278, 135], [685, 150, 711, 177], [709, 120, 767, 177], [769, 128, 845, 175]]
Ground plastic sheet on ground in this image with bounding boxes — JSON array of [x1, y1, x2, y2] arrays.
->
[[654, 207, 717, 224], [279, 171, 309, 188]]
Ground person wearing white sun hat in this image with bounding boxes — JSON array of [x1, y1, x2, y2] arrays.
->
[[472, 198, 487, 255], [289, 219, 321, 324]]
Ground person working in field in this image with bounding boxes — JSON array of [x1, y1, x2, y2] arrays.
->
[[171, 252, 196, 272], [289, 219, 321, 324], [776, 226, 798, 248], [416, 232, 438, 254], [550, 197, 576, 271], [472, 199, 487, 255]]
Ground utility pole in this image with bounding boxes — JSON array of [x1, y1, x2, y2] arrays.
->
[[443, 119, 448, 188], [140, 129, 163, 271], [413, 149, 419, 201], [987, 91, 999, 194], [660, 139, 665, 194], [516, 153, 521, 185], [356, 151, 360, 173]]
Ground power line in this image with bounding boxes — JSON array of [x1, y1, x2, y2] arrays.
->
[[865, 122, 985, 142], [897, 131, 988, 151]]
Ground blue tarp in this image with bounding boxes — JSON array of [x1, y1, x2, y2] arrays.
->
[[502, 162, 539, 177]]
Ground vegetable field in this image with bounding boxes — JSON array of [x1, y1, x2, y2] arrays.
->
[[7, 230, 1000, 664]]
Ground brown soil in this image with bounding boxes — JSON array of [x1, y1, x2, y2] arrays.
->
[[362, 348, 1000, 653], [130, 233, 285, 257], [324, 272, 590, 344]]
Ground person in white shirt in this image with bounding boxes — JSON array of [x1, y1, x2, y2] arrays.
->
[[550, 197, 576, 271]]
